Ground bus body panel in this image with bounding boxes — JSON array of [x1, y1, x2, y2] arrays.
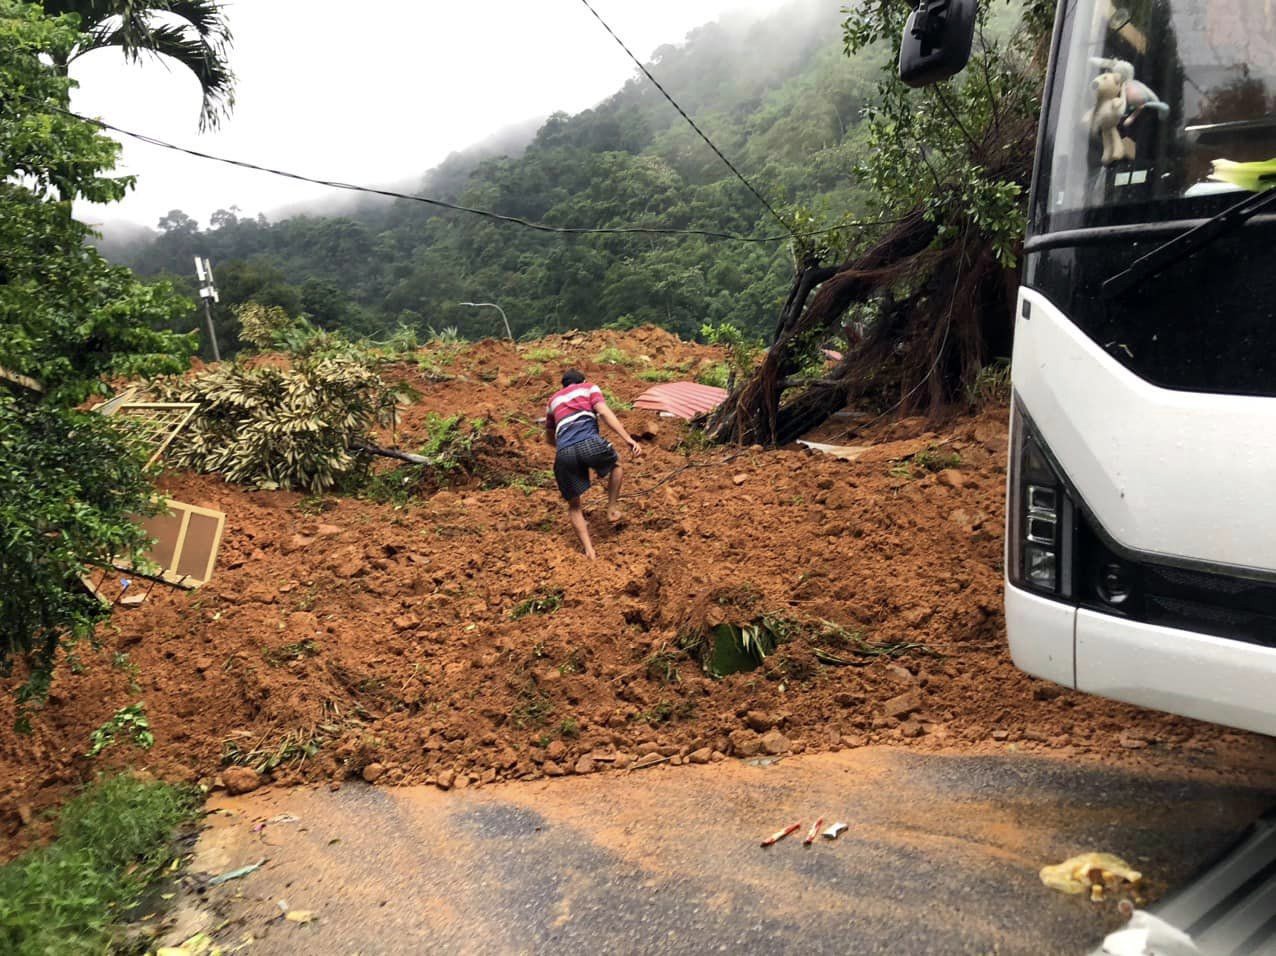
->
[[1013, 288, 1276, 576], [1004, 582, 1077, 688], [1075, 609, 1276, 736]]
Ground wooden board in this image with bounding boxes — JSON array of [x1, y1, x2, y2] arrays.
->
[[118, 499, 226, 588]]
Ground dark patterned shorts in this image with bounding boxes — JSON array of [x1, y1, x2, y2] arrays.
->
[[554, 436, 619, 500]]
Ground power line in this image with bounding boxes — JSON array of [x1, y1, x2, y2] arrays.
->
[[47, 103, 888, 245], [574, 0, 795, 237]]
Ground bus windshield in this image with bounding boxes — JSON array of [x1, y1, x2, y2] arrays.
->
[[1033, 0, 1276, 234]]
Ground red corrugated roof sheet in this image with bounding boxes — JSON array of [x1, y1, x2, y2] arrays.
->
[[633, 382, 729, 420]]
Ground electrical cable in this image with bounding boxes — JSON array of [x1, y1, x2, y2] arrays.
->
[[574, 0, 796, 237], [46, 101, 896, 245]]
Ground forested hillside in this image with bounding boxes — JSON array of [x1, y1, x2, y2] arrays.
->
[[111, 0, 886, 356]]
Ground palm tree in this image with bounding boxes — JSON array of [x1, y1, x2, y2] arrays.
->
[[45, 0, 235, 130]]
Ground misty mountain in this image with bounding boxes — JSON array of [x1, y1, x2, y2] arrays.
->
[[115, 0, 884, 355]]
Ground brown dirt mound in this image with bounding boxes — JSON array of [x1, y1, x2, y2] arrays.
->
[[4, 326, 1274, 856]]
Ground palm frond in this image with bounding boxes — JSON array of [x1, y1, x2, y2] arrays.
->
[[57, 0, 235, 130]]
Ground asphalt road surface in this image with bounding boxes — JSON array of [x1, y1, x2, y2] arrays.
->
[[158, 747, 1276, 955]]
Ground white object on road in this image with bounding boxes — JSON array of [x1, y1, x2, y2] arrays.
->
[[822, 822, 848, 840], [1101, 910, 1203, 956]]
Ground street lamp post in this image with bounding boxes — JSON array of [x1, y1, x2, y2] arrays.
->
[[459, 301, 513, 341]]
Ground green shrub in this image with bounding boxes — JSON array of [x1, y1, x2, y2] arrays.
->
[[696, 362, 731, 389], [0, 398, 160, 691]]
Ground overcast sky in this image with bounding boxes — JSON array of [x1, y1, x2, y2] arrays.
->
[[71, 0, 789, 232]]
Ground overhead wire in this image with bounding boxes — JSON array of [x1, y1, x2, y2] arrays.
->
[[573, 0, 796, 237], [43, 101, 899, 245]]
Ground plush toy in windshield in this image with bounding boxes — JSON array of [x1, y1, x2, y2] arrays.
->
[[1086, 66, 1136, 165], [1085, 57, 1169, 165]]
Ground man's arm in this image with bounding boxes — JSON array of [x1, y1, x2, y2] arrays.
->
[[595, 401, 642, 457], [544, 416, 556, 447]]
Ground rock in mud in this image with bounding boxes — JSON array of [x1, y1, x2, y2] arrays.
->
[[729, 730, 763, 757], [883, 689, 922, 719], [361, 763, 385, 783], [574, 756, 596, 775], [613, 752, 634, 770], [745, 711, 774, 732], [760, 730, 791, 755], [223, 766, 261, 795], [282, 533, 314, 554], [898, 720, 924, 739], [543, 760, 565, 777], [936, 469, 965, 489], [546, 740, 567, 761], [436, 769, 456, 791], [688, 747, 712, 764]]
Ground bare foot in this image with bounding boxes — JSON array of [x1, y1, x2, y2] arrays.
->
[[585, 547, 598, 560], [608, 508, 623, 525]]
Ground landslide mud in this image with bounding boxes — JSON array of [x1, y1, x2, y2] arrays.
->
[[4, 327, 1274, 856]]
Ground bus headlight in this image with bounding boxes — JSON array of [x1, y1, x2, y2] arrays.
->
[[1008, 402, 1075, 599]]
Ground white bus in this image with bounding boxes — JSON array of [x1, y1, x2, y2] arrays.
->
[[903, 0, 1276, 735]]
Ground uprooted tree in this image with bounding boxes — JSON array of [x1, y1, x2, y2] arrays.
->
[[708, 0, 1054, 446]]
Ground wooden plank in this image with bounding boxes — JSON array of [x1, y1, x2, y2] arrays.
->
[[0, 366, 43, 394]]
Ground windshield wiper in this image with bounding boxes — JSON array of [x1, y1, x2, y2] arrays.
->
[[1102, 187, 1276, 299]]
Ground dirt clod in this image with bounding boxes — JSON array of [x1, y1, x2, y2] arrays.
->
[[745, 711, 774, 732], [362, 763, 386, 784]]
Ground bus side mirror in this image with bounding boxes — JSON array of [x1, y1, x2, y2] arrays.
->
[[898, 0, 978, 88]]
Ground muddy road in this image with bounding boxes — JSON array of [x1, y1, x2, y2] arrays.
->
[[156, 747, 1276, 955]]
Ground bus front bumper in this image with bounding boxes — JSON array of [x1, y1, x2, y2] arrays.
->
[[1006, 580, 1276, 736]]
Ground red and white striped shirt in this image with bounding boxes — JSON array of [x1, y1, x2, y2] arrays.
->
[[547, 382, 604, 448]]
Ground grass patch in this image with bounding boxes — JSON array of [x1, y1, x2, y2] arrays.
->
[[892, 444, 962, 480], [967, 358, 1011, 407], [510, 588, 564, 619], [558, 717, 580, 739], [0, 774, 198, 955], [594, 346, 633, 366], [556, 650, 584, 676], [492, 469, 553, 496], [636, 368, 679, 383], [601, 388, 632, 411], [524, 346, 562, 363], [511, 683, 555, 729], [262, 639, 319, 667], [644, 647, 682, 684]]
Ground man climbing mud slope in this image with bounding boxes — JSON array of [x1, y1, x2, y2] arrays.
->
[[545, 368, 642, 559]]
